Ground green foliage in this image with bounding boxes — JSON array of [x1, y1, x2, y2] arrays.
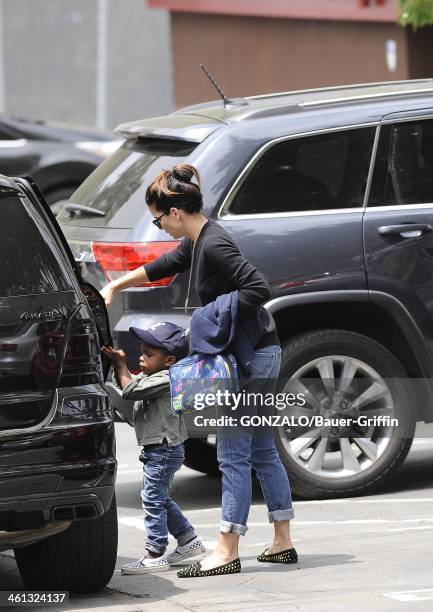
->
[[399, 0, 433, 29]]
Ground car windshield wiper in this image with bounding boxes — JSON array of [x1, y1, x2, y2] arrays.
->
[[63, 203, 106, 217]]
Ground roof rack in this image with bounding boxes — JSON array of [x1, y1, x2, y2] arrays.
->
[[247, 78, 433, 102], [299, 86, 433, 108]]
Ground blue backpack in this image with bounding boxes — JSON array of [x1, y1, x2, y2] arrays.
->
[[169, 353, 239, 415]]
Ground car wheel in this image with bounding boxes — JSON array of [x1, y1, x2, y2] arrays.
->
[[183, 438, 220, 476], [45, 186, 77, 215], [15, 494, 118, 592], [275, 330, 416, 499]]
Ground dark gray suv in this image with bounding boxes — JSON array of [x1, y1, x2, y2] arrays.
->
[[59, 79, 433, 499]]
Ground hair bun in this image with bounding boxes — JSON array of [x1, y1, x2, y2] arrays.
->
[[171, 165, 192, 183], [171, 163, 201, 187]]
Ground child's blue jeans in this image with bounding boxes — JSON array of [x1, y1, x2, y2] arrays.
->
[[139, 441, 195, 555]]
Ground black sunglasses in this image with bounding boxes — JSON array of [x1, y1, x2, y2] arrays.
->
[[152, 211, 169, 229]]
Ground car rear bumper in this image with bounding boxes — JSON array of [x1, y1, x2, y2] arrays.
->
[[0, 421, 116, 493], [0, 484, 115, 551], [0, 394, 116, 532], [0, 484, 114, 527]]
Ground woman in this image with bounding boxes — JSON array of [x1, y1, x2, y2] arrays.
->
[[101, 163, 296, 578]]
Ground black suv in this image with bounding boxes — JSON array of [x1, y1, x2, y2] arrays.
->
[[0, 176, 117, 591], [59, 79, 433, 499]]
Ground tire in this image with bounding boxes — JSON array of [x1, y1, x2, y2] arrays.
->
[[15, 493, 118, 593], [275, 330, 416, 499], [183, 438, 220, 476], [44, 186, 78, 215]]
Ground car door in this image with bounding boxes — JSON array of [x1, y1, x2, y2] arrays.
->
[[218, 126, 377, 298], [363, 110, 433, 359]]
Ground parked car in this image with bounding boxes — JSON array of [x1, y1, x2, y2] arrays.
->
[[59, 78, 433, 499], [0, 175, 117, 591], [0, 114, 120, 213]]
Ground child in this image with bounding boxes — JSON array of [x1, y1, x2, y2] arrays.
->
[[102, 322, 205, 574]]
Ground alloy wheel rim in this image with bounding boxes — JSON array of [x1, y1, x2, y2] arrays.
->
[[279, 355, 396, 479]]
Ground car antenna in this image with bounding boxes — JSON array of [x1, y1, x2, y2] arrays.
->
[[200, 64, 232, 107]]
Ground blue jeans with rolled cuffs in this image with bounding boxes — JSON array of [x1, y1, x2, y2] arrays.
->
[[217, 345, 294, 535]]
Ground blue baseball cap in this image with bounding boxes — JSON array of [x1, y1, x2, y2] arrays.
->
[[129, 322, 189, 360]]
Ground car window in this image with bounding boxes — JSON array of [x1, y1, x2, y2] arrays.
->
[[228, 127, 376, 215], [57, 138, 197, 228], [368, 119, 433, 206], [0, 196, 73, 297]]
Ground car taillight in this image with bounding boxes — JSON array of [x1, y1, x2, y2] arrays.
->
[[91, 241, 180, 287], [34, 330, 65, 390], [58, 305, 103, 387], [0, 343, 17, 351]]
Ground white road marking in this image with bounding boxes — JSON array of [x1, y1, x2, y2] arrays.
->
[[380, 526, 433, 533], [118, 518, 215, 544], [384, 588, 433, 602], [120, 517, 145, 530], [298, 497, 433, 505], [243, 540, 300, 547], [117, 469, 141, 476], [293, 518, 433, 526], [119, 516, 433, 530], [170, 498, 433, 515]]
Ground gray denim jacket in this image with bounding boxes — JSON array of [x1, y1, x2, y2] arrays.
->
[[120, 370, 187, 447]]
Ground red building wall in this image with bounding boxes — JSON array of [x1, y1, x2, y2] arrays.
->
[[149, 0, 397, 22], [148, 1, 433, 109]]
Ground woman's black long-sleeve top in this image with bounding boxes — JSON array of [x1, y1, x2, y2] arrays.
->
[[144, 220, 279, 348]]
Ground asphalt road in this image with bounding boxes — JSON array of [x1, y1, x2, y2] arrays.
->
[[2, 422, 433, 611]]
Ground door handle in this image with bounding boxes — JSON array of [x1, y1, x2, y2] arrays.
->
[[377, 224, 433, 238]]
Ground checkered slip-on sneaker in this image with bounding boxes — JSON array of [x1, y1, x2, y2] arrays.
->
[[177, 557, 241, 578], [121, 552, 170, 574], [257, 547, 298, 564], [166, 537, 206, 566]]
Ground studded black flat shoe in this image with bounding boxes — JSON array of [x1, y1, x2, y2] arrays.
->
[[257, 547, 298, 564], [177, 558, 241, 578]]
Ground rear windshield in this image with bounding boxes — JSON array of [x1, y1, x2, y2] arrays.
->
[[57, 138, 197, 228], [0, 196, 73, 297]]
